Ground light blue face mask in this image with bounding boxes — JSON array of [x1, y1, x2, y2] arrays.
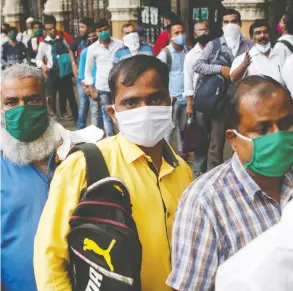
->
[[172, 34, 186, 46]]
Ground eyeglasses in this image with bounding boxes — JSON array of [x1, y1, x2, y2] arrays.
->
[[194, 29, 209, 35]]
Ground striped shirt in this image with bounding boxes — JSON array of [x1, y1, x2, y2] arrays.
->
[[167, 154, 293, 291], [112, 43, 154, 64]]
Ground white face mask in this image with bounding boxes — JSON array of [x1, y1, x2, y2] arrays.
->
[[255, 42, 271, 54], [222, 23, 241, 40], [114, 106, 174, 147], [123, 32, 140, 55]]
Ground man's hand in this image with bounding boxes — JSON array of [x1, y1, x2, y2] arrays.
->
[[186, 96, 194, 117], [242, 52, 251, 69], [220, 66, 231, 80], [72, 62, 78, 78], [42, 64, 49, 77], [88, 85, 99, 100]]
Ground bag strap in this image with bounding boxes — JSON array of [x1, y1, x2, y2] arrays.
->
[[211, 38, 222, 64], [68, 143, 109, 187], [277, 40, 293, 53], [163, 47, 172, 71]]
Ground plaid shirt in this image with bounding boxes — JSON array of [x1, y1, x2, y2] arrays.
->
[[167, 154, 293, 291], [193, 35, 253, 76]]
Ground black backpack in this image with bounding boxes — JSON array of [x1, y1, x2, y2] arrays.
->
[[194, 38, 230, 117], [67, 143, 142, 291]]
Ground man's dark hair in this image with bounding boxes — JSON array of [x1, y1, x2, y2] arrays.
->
[[87, 26, 96, 34], [80, 17, 94, 28], [2, 23, 10, 32], [227, 75, 292, 129], [32, 21, 43, 29], [222, 8, 241, 22], [109, 55, 169, 102], [121, 23, 134, 32], [283, 12, 293, 34], [249, 19, 270, 38], [95, 19, 110, 30], [9, 27, 18, 35], [161, 11, 177, 21], [44, 15, 57, 25], [170, 19, 184, 31]]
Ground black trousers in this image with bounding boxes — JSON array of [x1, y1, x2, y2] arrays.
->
[[46, 71, 78, 121]]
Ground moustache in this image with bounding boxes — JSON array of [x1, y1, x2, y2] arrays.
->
[[259, 37, 268, 42]]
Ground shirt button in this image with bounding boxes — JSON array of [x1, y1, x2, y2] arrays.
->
[[167, 212, 171, 218]]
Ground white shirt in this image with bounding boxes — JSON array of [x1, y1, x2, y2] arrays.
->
[[282, 53, 293, 97], [230, 46, 284, 84], [84, 38, 123, 92], [273, 34, 293, 66], [215, 199, 293, 291], [184, 43, 203, 97], [17, 30, 32, 48], [36, 35, 69, 69]]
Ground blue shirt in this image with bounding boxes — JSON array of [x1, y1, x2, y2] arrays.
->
[[157, 44, 188, 104], [113, 43, 154, 64], [78, 47, 96, 82], [1, 154, 56, 291]]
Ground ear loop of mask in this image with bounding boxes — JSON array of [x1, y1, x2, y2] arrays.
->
[[232, 129, 253, 142]]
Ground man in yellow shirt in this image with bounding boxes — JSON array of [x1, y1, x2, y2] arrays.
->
[[34, 55, 192, 291]]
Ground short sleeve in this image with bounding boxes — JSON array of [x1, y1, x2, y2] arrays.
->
[[157, 50, 167, 64], [167, 188, 220, 291]]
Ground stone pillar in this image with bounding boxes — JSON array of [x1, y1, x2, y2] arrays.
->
[[222, 0, 267, 38], [43, 0, 66, 31], [108, 0, 140, 39], [2, 0, 24, 30]]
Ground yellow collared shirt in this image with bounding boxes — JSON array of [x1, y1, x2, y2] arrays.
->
[[34, 134, 192, 291]]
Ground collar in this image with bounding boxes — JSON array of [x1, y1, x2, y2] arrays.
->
[[278, 34, 293, 41], [250, 45, 277, 58], [232, 153, 262, 200], [220, 34, 246, 46], [44, 35, 60, 42], [169, 43, 188, 53], [98, 38, 113, 46], [117, 133, 179, 168]]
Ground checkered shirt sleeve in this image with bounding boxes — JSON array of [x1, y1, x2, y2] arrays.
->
[[167, 181, 221, 291], [193, 40, 222, 76]]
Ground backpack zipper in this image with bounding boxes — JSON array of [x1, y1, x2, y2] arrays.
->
[[77, 201, 131, 215], [71, 216, 130, 230]]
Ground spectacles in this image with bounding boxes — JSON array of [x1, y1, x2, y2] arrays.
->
[[194, 29, 209, 35]]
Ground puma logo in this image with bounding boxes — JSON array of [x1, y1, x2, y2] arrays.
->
[[83, 238, 116, 272]]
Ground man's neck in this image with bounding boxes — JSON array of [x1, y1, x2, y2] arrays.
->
[[33, 158, 49, 176], [248, 169, 283, 203], [100, 39, 111, 47], [264, 49, 271, 58], [171, 41, 184, 52], [139, 140, 164, 172], [8, 39, 16, 46]]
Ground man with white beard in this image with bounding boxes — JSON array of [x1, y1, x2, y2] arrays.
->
[[0, 64, 58, 291]]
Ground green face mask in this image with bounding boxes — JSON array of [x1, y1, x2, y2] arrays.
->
[[234, 130, 293, 177], [99, 29, 110, 41], [8, 32, 16, 40], [4, 105, 49, 142], [34, 28, 43, 37]]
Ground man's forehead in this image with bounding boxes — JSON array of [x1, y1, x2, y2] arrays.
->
[[223, 14, 239, 21], [2, 78, 44, 94], [195, 22, 208, 30], [239, 89, 292, 121], [116, 69, 167, 98]]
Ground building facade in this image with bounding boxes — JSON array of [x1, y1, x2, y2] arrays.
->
[[2, 0, 293, 41]]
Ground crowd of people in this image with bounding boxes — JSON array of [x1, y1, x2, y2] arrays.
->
[[1, 7, 293, 291]]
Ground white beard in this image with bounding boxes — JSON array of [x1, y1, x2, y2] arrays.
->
[[1, 118, 56, 165]]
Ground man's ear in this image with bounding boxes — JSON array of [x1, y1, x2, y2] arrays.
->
[[226, 129, 237, 152], [106, 105, 117, 124]]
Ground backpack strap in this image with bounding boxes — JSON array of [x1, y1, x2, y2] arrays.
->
[[163, 47, 172, 71], [277, 40, 293, 53], [211, 38, 222, 64], [68, 143, 109, 187]]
